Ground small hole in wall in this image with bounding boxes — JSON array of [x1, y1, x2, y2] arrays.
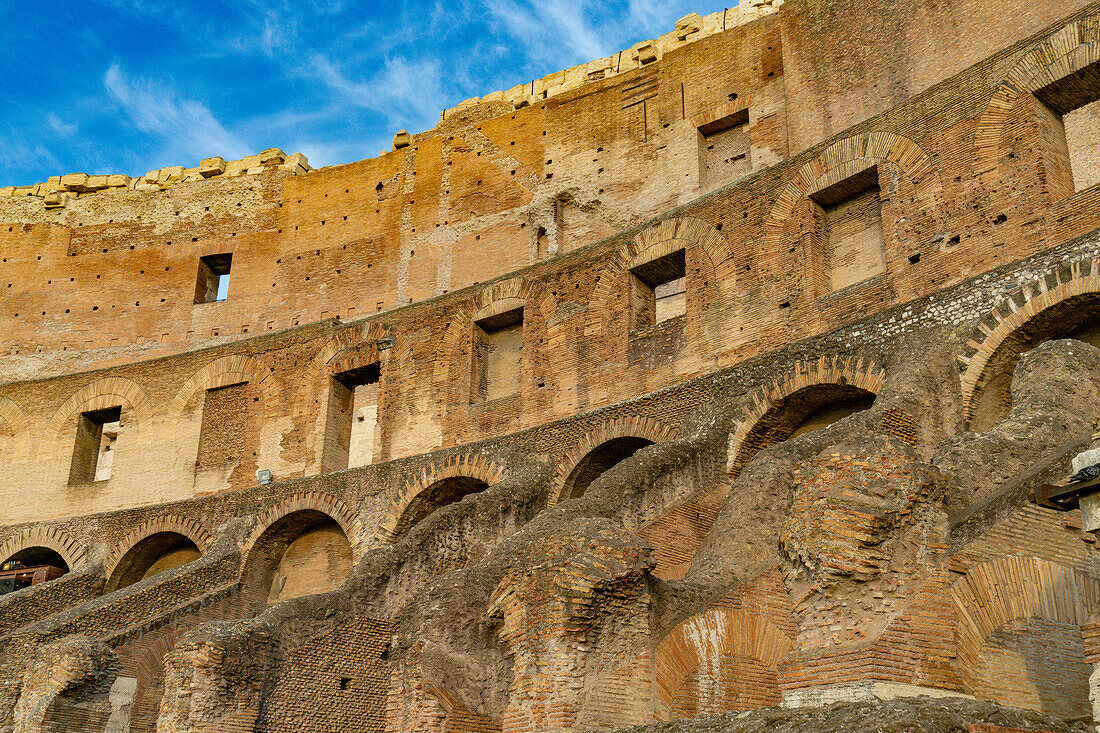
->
[[779, 301, 790, 309], [993, 213, 1007, 225], [339, 678, 352, 691], [908, 252, 921, 265]]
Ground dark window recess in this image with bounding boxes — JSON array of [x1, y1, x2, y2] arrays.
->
[[630, 249, 686, 330], [809, 166, 885, 294], [1033, 62, 1100, 195], [472, 308, 524, 403], [195, 253, 232, 303], [322, 363, 381, 472], [68, 405, 122, 484]]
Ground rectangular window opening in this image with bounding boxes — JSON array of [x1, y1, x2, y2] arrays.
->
[[697, 106, 750, 190], [195, 253, 232, 304], [630, 249, 686, 330], [471, 308, 524, 403], [809, 166, 885, 294], [68, 405, 122, 484], [322, 363, 381, 472], [1035, 64, 1100, 195], [196, 382, 247, 467]]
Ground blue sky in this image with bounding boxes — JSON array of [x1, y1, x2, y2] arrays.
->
[[0, 0, 736, 187]]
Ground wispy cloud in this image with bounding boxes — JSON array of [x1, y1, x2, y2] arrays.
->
[[103, 64, 248, 166], [47, 113, 78, 138], [309, 54, 447, 124], [485, 0, 608, 64]]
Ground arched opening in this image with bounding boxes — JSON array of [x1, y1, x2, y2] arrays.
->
[[392, 476, 489, 541], [969, 616, 1090, 719], [242, 510, 352, 606], [970, 293, 1100, 431], [560, 437, 654, 501], [106, 532, 201, 593], [734, 384, 875, 475], [0, 546, 68, 595]]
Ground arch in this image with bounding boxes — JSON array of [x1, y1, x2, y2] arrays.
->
[[727, 356, 884, 477], [301, 322, 415, 388], [761, 131, 936, 253], [377, 454, 505, 543], [654, 608, 793, 719], [548, 416, 679, 507], [241, 495, 359, 605], [958, 258, 1100, 426], [46, 376, 151, 436], [0, 526, 85, 572], [583, 217, 727, 356], [0, 396, 29, 436], [244, 491, 362, 558], [972, 15, 1100, 184], [952, 555, 1097, 715], [104, 516, 211, 592], [169, 354, 278, 415]]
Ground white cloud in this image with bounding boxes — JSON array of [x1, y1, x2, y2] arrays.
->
[[103, 64, 249, 166], [309, 54, 446, 125], [485, 0, 609, 64], [47, 113, 77, 138]]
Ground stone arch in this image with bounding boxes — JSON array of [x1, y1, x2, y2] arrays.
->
[[241, 492, 361, 605], [0, 396, 29, 436], [104, 516, 212, 592], [762, 131, 936, 254], [958, 258, 1100, 427], [376, 453, 505, 543], [46, 376, 151, 436], [548, 416, 679, 507], [583, 217, 727, 360], [301, 322, 415, 388], [972, 15, 1100, 185], [654, 608, 793, 720], [727, 356, 884, 477], [951, 555, 1097, 716], [169, 354, 278, 415], [0, 526, 86, 572]]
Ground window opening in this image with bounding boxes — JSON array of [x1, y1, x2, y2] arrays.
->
[[322, 363, 381, 472], [809, 167, 885, 294], [195, 253, 232, 303], [472, 308, 524, 402], [630, 249, 686, 330], [68, 405, 122, 484], [698, 107, 750, 190], [1035, 64, 1100, 195]]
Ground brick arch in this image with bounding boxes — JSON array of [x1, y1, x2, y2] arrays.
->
[[951, 555, 1097, 690], [0, 396, 29, 435], [583, 216, 727, 360], [972, 15, 1100, 185], [957, 258, 1100, 424], [761, 131, 935, 253], [169, 355, 278, 415], [242, 491, 363, 561], [654, 608, 793, 719], [432, 278, 535, 403], [376, 453, 506, 543], [727, 356, 885, 477], [104, 515, 213, 580], [302, 322, 415, 386], [46, 376, 151, 435], [0, 526, 86, 570], [548, 416, 680, 507]]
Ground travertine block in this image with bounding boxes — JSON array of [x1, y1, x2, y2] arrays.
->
[[259, 148, 286, 166], [199, 157, 226, 177], [393, 130, 411, 149]]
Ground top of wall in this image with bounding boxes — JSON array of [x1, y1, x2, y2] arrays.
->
[[439, 1, 784, 118], [0, 0, 783, 206]]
